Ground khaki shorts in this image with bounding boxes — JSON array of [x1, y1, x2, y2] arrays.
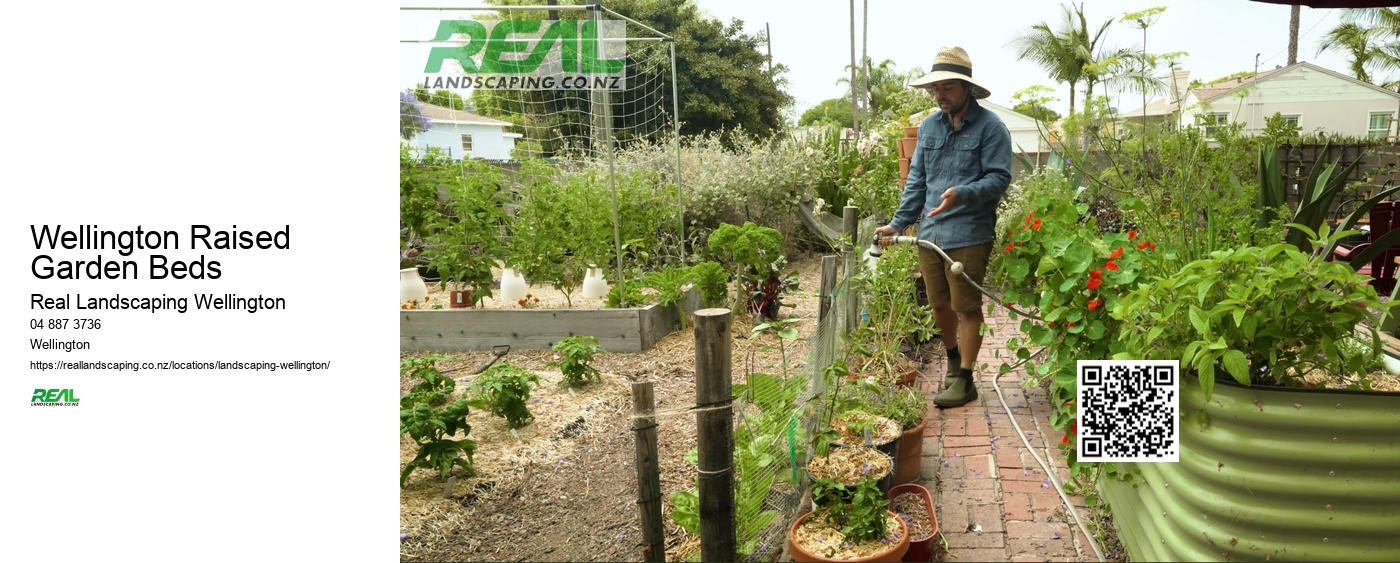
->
[[917, 243, 991, 313]]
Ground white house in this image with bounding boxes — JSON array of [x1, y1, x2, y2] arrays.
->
[[980, 100, 1051, 155], [414, 102, 521, 160], [1124, 63, 1400, 140]]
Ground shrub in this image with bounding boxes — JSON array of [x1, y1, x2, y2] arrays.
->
[[548, 335, 605, 388], [468, 362, 541, 429]]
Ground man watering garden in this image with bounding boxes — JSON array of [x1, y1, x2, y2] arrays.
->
[[873, 46, 1012, 409]]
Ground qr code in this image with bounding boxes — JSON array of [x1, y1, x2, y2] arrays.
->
[[1076, 360, 1179, 463]]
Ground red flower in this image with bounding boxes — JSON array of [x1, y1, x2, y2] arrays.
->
[[1032, 218, 1043, 230], [1087, 297, 1103, 311], [1137, 240, 1151, 250], [1089, 269, 1103, 280], [1087, 277, 1102, 290], [1105, 259, 1119, 271], [1128, 229, 1138, 240], [1062, 421, 1078, 444], [1110, 246, 1123, 259], [1005, 242, 1015, 253], [1149, 241, 1157, 250], [1067, 321, 1075, 328]]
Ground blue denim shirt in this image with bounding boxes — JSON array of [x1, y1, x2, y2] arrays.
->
[[889, 99, 1012, 250]]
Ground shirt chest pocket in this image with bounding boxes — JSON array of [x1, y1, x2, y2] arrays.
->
[[920, 137, 947, 174], [953, 137, 981, 170]]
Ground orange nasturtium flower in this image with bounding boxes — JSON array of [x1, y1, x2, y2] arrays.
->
[[1032, 218, 1043, 230], [1062, 421, 1078, 444], [1137, 240, 1151, 250], [1087, 269, 1104, 290], [1128, 229, 1138, 240], [1105, 259, 1118, 271], [1087, 297, 1103, 311], [1005, 242, 1015, 253], [1109, 246, 1123, 259]]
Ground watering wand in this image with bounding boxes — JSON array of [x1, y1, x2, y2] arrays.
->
[[869, 234, 1040, 321]]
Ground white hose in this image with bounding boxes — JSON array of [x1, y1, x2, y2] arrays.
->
[[872, 235, 1104, 559]]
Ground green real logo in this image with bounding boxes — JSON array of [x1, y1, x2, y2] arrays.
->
[[32, 388, 80, 406], [422, 19, 627, 91]]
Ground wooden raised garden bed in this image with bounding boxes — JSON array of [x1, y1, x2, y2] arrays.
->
[[400, 290, 701, 353]]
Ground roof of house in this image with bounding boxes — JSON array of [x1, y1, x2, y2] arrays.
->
[[1123, 61, 1400, 118], [418, 102, 514, 127]]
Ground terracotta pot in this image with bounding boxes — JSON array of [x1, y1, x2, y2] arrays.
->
[[894, 418, 926, 485], [903, 126, 919, 138], [897, 138, 917, 159], [888, 484, 938, 562], [809, 447, 897, 495], [898, 158, 910, 182], [788, 509, 911, 563], [448, 289, 472, 308], [896, 368, 917, 388]]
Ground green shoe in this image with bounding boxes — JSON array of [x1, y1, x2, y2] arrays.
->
[[934, 374, 978, 408]]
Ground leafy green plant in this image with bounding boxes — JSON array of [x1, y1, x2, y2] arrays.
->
[[852, 243, 934, 379], [424, 160, 510, 304], [1114, 229, 1391, 398], [707, 221, 797, 322], [399, 354, 475, 488], [641, 266, 697, 327], [882, 386, 927, 429], [468, 362, 541, 429], [688, 261, 730, 308], [548, 335, 604, 388], [810, 476, 891, 546], [605, 278, 649, 308]]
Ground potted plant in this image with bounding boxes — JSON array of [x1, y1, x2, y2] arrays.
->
[[424, 160, 509, 307], [1100, 230, 1400, 561], [887, 483, 937, 563], [852, 243, 935, 384], [882, 386, 928, 485], [788, 476, 910, 562]]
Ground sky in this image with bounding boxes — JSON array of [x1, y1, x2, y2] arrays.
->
[[402, 0, 1361, 121]]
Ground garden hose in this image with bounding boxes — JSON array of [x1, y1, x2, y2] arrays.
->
[[870, 235, 1042, 321], [868, 237, 1103, 559]]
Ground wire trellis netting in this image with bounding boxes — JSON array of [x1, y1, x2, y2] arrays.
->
[[400, 3, 684, 284]]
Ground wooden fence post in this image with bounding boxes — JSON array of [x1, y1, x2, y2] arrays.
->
[[843, 206, 859, 335], [693, 308, 735, 563], [818, 255, 837, 322], [632, 381, 665, 563]]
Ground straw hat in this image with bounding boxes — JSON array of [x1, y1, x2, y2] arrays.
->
[[909, 46, 991, 99]]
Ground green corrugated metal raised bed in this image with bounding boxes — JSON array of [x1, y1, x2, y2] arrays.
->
[[1101, 377, 1400, 561]]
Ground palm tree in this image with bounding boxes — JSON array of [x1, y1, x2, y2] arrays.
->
[[1319, 8, 1400, 88], [1318, 22, 1379, 83], [1013, 2, 1124, 118]]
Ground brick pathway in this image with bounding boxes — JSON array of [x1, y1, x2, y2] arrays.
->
[[912, 307, 1105, 562]]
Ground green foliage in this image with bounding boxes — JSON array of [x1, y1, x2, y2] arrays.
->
[[799, 98, 854, 128], [810, 476, 891, 546], [996, 189, 1172, 486], [548, 335, 604, 388], [641, 266, 696, 327], [399, 354, 475, 488], [423, 160, 510, 303], [399, 145, 450, 245], [688, 261, 730, 308], [707, 218, 783, 278], [1261, 112, 1302, 145], [605, 279, 649, 308], [667, 489, 700, 534], [852, 243, 934, 379], [505, 162, 608, 306], [468, 362, 540, 429], [708, 221, 796, 321], [1114, 233, 1391, 398]]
